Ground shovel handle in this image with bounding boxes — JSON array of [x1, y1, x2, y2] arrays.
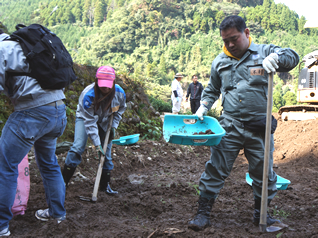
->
[[259, 72, 274, 231], [92, 114, 114, 202]]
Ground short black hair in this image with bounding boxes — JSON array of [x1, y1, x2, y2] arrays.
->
[[219, 15, 246, 34], [0, 29, 4, 35], [192, 75, 197, 79]]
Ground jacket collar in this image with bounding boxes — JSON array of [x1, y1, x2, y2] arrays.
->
[[0, 33, 9, 42]]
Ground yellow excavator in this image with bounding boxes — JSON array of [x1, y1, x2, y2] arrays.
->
[[278, 21, 318, 121]]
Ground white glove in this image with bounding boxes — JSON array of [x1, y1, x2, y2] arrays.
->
[[305, 57, 317, 68], [263, 53, 279, 73], [196, 104, 208, 121]]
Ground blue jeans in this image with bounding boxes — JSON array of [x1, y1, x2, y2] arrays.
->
[[0, 104, 67, 231], [65, 117, 114, 171]]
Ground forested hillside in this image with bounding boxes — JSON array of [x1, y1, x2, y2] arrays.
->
[[1, 0, 318, 112]]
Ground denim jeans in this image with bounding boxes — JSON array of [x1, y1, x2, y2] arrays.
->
[[65, 117, 114, 171], [0, 103, 67, 231]]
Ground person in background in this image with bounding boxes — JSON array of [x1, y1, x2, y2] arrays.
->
[[0, 29, 67, 237], [188, 15, 299, 231], [186, 75, 204, 114], [171, 73, 184, 114], [62, 66, 126, 195]]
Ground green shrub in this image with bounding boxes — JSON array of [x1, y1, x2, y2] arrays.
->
[[139, 119, 162, 140], [149, 96, 172, 113], [207, 108, 221, 120]]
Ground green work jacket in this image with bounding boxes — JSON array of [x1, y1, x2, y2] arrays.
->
[[202, 42, 299, 121]]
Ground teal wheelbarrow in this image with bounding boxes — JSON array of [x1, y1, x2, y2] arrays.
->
[[163, 115, 225, 146]]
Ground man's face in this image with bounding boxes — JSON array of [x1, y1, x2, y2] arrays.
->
[[176, 77, 182, 81], [192, 76, 198, 83], [221, 27, 250, 59]]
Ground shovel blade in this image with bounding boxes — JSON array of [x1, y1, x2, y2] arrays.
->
[[265, 222, 288, 233], [79, 196, 93, 202]]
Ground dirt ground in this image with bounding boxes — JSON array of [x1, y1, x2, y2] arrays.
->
[[8, 113, 318, 237]]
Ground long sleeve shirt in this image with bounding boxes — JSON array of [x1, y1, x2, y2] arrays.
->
[[186, 82, 204, 100], [201, 42, 299, 122], [171, 78, 183, 99], [76, 83, 127, 146], [0, 33, 65, 111]]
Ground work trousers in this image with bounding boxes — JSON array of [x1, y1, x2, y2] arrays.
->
[[190, 99, 200, 114], [65, 117, 114, 171], [172, 98, 181, 113], [0, 103, 67, 231], [199, 114, 277, 201]]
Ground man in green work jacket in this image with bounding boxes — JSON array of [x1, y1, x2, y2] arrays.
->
[[188, 15, 299, 231]]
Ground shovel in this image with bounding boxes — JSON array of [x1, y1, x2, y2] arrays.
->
[[259, 73, 287, 233], [79, 114, 114, 202]]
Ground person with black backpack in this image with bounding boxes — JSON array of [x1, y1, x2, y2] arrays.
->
[[0, 29, 68, 236]]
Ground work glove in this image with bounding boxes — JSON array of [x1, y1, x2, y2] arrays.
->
[[109, 127, 116, 142], [263, 53, 279, 73], [97, 144, 105, 159], [175, 97, 180, 103], [305, 57, 317, 68], [196, 104, 208, 121]]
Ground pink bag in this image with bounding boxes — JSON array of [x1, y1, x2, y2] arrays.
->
[[11, 155, 30, 216]]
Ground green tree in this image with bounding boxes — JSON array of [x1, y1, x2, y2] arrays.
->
[[94, 0, 104, 27], [298, 16, 306, 34], [280, 6, 294, 32], [74, 4, 83, 22], [193, 12, 201, 31], [82, 0, 91, 25], [273, 91, 285, 112], [158, 54, 167, 75], [283, 91, 297, 106], [215, 10, 225, 26]]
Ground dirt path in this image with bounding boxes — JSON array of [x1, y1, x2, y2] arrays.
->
[[8, 114, 318, 237]]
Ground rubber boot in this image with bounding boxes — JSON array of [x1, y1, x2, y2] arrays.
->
[[62, 164, 76, 187], [100, 170, 118, 195], [188, 196, 215, 231], [253, 197, 281, 226]]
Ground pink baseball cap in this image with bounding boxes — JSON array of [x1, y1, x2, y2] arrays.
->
[[96, 66, 116, 88]]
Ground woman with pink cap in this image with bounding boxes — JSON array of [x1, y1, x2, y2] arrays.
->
[[62, 66, 126, 195]]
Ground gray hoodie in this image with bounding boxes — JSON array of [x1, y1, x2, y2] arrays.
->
[[0, 33, 65, 111]]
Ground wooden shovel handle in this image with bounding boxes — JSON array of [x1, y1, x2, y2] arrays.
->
[[259, 72, 274, 232], [92, 114, 114, 202]]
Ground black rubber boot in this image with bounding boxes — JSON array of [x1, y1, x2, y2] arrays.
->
[[188, 196, 215, 231], [100, 170, 118, 195], [253, 197, 281, 226], [62, 165, 76, 187]]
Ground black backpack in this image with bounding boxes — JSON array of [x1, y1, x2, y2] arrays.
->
[[8, 24, 77, 89]]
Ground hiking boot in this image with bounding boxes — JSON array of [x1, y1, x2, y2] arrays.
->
[[253, 198, 281, 226], [0, 227, 10, 237], [188, 196, 215, 231], [253, 209, 281, 226], [35, 208, 66, 224], [100, 170, 118, 195], [106, 184, 118, 195], [62, 164, 76, 187]]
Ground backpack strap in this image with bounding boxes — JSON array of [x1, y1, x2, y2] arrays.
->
[[15, 24, 27, 30]]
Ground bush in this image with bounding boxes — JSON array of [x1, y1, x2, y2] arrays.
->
[[149, 96, 172, 113]]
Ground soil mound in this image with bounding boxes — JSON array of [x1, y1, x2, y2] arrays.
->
[[9, 114, 318, 237]]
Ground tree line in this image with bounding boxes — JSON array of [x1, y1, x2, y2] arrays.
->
[[1, 0, 318, 112]]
